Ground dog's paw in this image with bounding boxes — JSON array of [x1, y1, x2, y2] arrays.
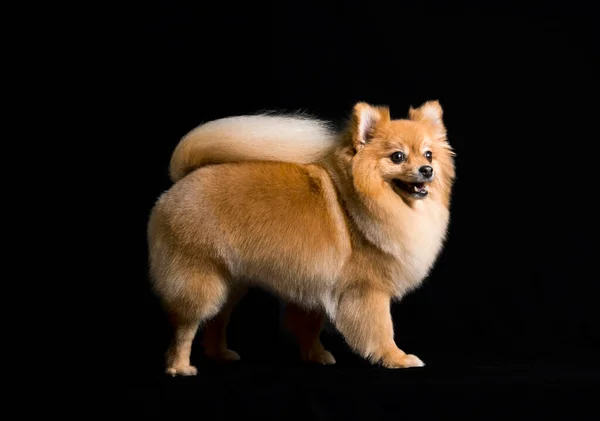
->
[[382, 353, 425, 369], [205, 348, 241, 362], [165, 365, 198, 376], [304, 350, 336, 365]]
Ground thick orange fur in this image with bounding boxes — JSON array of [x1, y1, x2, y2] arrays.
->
[[148, 101, 455, 375]]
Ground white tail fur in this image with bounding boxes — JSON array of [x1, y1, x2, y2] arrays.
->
[[169, 114, 341, 182]]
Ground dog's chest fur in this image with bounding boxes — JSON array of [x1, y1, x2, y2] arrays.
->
[[396, 201, 449, 289], [353, 197, 450, 295]]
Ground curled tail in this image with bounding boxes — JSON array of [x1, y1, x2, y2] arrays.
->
[[169, 114, 340, 182]]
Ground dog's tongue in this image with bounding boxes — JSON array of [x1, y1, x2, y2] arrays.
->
[[413, 183, 426, 193]]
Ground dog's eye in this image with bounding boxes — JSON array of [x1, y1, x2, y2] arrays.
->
[[390, 151, 405, 164], [424, 151, 432, 162]]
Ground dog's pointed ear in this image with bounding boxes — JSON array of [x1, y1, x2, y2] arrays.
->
[[351, 102, 390, 150], [409, 100, 446, 138]]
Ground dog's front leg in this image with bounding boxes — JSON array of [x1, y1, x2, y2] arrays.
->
[[334, 287, 424, 368]]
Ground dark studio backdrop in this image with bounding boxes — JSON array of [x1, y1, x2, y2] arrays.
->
[[115, 1, 599, 418]]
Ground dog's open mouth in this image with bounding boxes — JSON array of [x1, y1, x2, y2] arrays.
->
[[393, 179, 429, 198]]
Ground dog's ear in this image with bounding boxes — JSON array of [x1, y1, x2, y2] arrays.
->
[[351, 102, 390, 150], [409, 100, 446, 139]]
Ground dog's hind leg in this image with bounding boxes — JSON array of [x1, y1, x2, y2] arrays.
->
[[165, 314, 203, 376], [161, 267, 229, 377], [202, 285, 248, 362]]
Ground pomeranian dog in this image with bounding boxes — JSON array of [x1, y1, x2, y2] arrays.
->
[[148, 101, 455, 376]]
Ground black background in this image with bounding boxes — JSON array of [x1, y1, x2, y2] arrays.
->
[[114, 1, 599, 418]]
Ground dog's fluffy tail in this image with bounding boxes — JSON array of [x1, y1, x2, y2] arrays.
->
[[169, 113, 340, 182]]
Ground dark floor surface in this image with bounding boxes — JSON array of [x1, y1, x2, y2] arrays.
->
[[118, 292, 599, 420]]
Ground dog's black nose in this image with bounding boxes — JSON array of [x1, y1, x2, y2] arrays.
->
[[419, 165, 433, 178]]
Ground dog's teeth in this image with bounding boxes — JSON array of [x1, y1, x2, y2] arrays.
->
[[414, 185, 419, 192]]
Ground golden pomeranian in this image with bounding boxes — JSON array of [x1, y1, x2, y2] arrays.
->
[[148, 101, 456, 376]]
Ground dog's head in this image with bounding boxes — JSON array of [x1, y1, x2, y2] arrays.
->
[[347, 101, 455, 205]]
